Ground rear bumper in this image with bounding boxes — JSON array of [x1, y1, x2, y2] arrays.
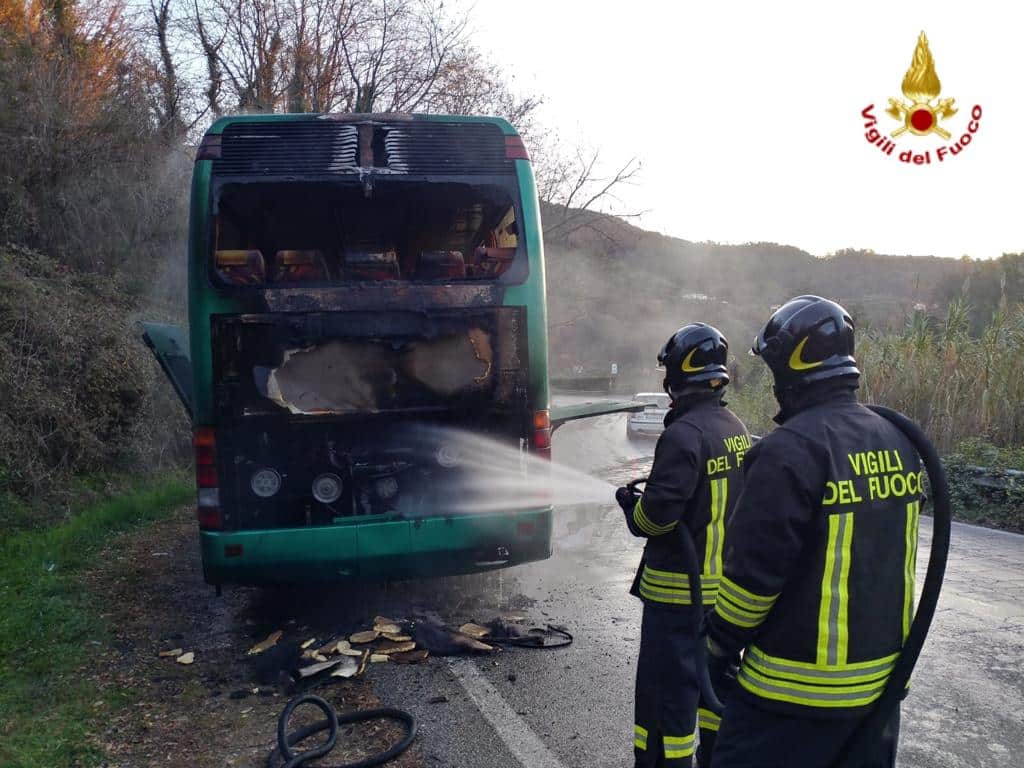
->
[[200, 507, 553, 585]]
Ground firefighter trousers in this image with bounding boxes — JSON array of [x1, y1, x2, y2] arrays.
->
[[634, 604, 700, 767], [710, 694, 901, 768]]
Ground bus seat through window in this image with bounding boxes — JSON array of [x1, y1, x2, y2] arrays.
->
[[344, 250, 400, 281], [473, 246, 516, 278], [418, 250, 466, 280], [272, 250, 329, 283], [215, 249, 266, 285]]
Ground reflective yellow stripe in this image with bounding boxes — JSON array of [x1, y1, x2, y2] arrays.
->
[[903, 500, 919, 640], [705, 478, 727, 576], [643, 566, 689, 586], [718, 576, 778, 612], [634, 724, 648, 750], [715, 591, 769, 621], [745, 646, 898, 685], [713, 597, 764, 628], [714, 579, 776, 629], [738, 664, 887, 708], [664, 733, 695, 759], [640, 567, 717, 605], [697, 707, 721, 732], [817, 512, 854, 666], [638, 583, 717, 606], [632, 498, 677, 536]]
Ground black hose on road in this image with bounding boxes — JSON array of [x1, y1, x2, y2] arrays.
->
[[266, 694, 417, 768], [832, 406, 952, 768]]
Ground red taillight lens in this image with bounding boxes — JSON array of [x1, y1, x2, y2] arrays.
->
[[505, 136, 530, 161], [194, 427, 222, 529], [532, 410, 552, 460], [196, 465, 218, 487], [197, 504, 223, 530], [194, 427, 217, 487], [195, 134, 222, 161]]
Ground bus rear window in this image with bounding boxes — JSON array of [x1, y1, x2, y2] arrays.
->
[[212, 181, 522, 286]]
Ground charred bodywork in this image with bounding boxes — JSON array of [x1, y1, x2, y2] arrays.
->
[[142, 113, 634, 586], [211, 307, 529, 531]]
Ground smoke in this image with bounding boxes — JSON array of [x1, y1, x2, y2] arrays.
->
[[127, 145, 194, 471]]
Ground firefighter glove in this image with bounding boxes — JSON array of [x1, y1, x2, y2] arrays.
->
[[616, 485, 640, 513]]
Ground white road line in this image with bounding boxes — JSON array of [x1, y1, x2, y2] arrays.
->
[[447, 658, 569, 768]]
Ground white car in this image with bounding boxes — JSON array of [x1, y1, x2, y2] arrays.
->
[[626, 392, 671, 439]]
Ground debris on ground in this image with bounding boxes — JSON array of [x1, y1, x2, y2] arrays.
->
[[349, 630, 379, 644], [458, 622, 490, 639], [375, 640, 417, 655], [329, 656, 360, 678], [246, 630, 284, 656], [392, 649, 429, 665], [412, 617, 496, 656], [162, 612, 570, 705], [297, 659, 343, 679]]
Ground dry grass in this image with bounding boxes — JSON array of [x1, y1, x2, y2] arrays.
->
[[0, 246, 189, 523]]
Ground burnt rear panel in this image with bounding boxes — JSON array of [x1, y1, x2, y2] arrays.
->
[[210, 307, 530, 530]]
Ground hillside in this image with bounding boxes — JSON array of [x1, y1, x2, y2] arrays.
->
[[541, 202, 997, 385]]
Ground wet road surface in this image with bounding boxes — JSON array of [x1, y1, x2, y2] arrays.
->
[[370, 408, 1024, 768]]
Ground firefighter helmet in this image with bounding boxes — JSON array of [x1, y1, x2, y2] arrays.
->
[[752, 295, 860, 392], [658, 323, 730, 395]]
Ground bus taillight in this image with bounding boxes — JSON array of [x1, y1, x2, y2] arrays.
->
[[532, 410, 552, 460], [505, 136, 530, 161], [194, 427, 223, 529]]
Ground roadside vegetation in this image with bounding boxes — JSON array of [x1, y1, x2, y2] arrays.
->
[[725, 300, 1024, 532], [0, 474, 190, 767]]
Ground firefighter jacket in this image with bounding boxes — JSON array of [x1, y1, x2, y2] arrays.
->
[[707, 386, 923, 717], [627, 392, 751, 609]]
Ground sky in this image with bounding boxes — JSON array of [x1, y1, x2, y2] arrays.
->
[[470, 1, 1022, 259]]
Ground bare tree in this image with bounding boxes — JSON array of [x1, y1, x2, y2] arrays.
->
[[149, 0, 184, 135], [181, 0, 536, 120], [537, 143, 645, 245]]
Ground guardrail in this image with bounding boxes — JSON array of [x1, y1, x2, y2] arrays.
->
[[957, 465, 1023, 491]]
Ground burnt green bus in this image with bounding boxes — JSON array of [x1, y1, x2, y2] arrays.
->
[[144, 113, 634, 589]]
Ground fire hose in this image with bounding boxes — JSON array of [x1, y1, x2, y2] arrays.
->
[[265, 695, 416, 768], [627, 405, 951, 766]]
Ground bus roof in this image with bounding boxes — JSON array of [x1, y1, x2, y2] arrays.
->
[[202, 112, 519, 137]]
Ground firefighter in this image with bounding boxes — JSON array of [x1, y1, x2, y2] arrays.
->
[[706, 296, 920, 768], [616, 323, 751, 768]]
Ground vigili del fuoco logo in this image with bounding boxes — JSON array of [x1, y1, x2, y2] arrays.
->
[[861, 32, 982, 165]]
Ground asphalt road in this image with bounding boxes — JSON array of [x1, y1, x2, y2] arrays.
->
[[372, 406, 1024, 768]]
